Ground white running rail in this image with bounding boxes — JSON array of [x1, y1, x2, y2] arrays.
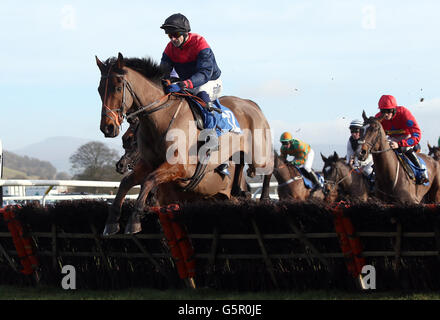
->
[[0, 179, 279, 205]]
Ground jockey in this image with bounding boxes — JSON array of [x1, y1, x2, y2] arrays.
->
[[159, 13, 228, 177], [346, 119, 374, 178], [374, 94, 428, 183], [279, 132, 322, 189], [160, 13, 222, 113]]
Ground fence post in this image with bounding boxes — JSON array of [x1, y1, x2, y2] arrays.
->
[[51, 223, 58, 271], [391, 218, 402, 273], [251, 218, 279, 289]]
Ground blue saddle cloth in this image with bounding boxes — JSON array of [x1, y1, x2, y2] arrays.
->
[[396, 151, 429, 186], [297, 167, 325, 189], [194, 98, 242, 136]]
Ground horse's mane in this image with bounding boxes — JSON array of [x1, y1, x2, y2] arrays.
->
[[103, 56, 167, 85], [275, 151, 300, 176]]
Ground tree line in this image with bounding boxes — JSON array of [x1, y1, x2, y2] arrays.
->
[[3, 142, 122, 186]]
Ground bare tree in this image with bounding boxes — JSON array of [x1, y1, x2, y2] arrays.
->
[[69, 141, 120, 181]]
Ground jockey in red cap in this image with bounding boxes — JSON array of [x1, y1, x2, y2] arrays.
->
[[375, 94, 428, 183]]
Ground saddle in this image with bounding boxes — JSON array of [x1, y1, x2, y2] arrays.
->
[[395, 151, 429, 185], [185, 96, 205, 130], [297, 167, 324, 189]]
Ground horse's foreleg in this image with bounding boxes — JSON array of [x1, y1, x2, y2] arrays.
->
[[260, 173, 272, 201], [104, 161, 151, 236], [103, 172, 137, 236], [231, 163, 244, 197], [125, 163, 187, 234]]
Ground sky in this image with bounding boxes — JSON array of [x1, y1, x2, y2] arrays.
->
[[1, 0, 440, 163]]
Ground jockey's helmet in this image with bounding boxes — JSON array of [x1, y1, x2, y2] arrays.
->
[[160, 13, 191, 34], [349, 119, 363, 130], [280, 132, 293, 143], [378, 95, 397, 110]]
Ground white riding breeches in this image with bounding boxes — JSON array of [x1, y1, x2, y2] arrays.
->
[[300, 149, 315, 173], [190, 78, 223, 101]]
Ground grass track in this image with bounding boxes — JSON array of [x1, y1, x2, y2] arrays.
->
[[1, 286, 440, 300]]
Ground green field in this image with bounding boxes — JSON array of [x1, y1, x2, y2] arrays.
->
[[1, 286, 439, 300]]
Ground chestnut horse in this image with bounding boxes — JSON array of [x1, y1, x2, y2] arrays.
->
[[273, 152, 327, 201], [108, 121, 251, 235], [428, 142, 440, 161], [116, 119, 141, 174], [96, 53, 273, 234], [321, 152, 370, 202], [358, 111, 440, 204]]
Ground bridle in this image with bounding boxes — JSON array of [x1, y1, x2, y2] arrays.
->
[[275, 161, 302, 188], [358, 121, 393, 155], [325, 163, 357, 187], [358, 120, 401, 192], [100, 63, 176, 130]]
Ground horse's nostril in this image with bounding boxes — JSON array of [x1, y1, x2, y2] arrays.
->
[[107, 124, 114, 135], [361, 149, 366, 155]]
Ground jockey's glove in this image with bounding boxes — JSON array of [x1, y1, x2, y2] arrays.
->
[[165, 83, 181, 93], [165, 80, 193, 93]]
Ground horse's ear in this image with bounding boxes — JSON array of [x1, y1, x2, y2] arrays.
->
[[334, 151, 339, 159], [95, 56, 105, 73], [321, 153, 327, 162], [117, 52, 124, 69], [362, 110, 368, 122], [428, 142, 433, 151]]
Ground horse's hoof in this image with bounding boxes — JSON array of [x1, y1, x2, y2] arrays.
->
[[124, 222, 142, 235], [103, 223, 120, 236]]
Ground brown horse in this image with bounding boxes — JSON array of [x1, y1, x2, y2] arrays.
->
[[107, 119, 252, 235], [428, 142, 440, 161], [321, 152, 370, 202], [115, 119, 141, 174], [273, 152, 326, 201], [358, 111, 440, 204], [96, 53, 273, 234]]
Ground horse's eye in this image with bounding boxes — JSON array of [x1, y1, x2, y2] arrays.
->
[[116, 87, 122, 93]]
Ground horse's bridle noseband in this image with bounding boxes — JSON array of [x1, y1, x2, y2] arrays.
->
[[100, 64, 173, 129], [358, 121, 392, 155]]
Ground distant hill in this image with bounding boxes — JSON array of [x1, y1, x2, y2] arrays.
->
[[4, 136, 346, 178], [2, 166, 40, 180], [3, 151, 57, 179], [11, 136, 123, 173]]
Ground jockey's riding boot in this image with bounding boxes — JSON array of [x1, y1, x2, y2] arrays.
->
[[207, 101, 222, 114], [308, 170, 322, 189], [216, 163, 230, 177], [406, 149, 429, 183]]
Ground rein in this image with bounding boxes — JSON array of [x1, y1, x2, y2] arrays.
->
[[325, 165, 357, 187], [359, 124, 393, 154], [101, 70, 205, 122], [275, 161, 302, 187], [360, 120, 402, 193]]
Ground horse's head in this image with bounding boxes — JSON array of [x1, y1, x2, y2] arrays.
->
[[428, 142, 440, 161], [358, 110, 386, 161], [323, 181, 339, 203], [321, 151, 342, 182], [274, 152, 294, 174], [116, 119, 140, 174], [122, 118, 139, 151], [96, 53, 135, 138]]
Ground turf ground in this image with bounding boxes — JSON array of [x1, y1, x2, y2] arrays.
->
[[1, 285, 440, 300]]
